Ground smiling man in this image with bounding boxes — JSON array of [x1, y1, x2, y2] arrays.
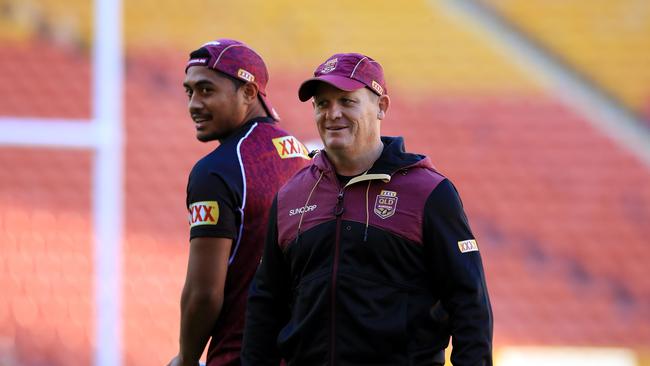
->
[[242, 53, 493, 365], [167, 39, 308, 366]]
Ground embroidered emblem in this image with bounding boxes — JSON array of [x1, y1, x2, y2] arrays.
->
[[458, 239, 479, 253], [374, 190, 398, 219], [321, 58, 338, 74]]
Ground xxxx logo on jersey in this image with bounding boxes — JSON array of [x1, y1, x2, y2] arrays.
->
[[272, 136, 310, 160], [188, 201, 219, 227]]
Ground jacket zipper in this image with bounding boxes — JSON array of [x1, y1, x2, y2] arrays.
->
[[330, 188, 345, 365]]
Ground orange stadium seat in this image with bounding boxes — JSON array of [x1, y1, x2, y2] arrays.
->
[[2, 0, 650, 364], [485, 0, 650, 122], [0, 40, 90, 119]]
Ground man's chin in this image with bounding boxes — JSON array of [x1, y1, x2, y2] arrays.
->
[[196, 131, 221, 142], [323, 139, 350, 151]]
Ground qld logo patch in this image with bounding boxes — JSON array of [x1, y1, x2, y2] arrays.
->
[[321, 58, 338, 74], [272, 136, 310, 159], [374, 190, 398, 219], [458, 239, 479, 253], [188, 201, 219, 227]]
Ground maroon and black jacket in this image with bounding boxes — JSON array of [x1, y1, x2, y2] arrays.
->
[[242, 137, 493, 365]]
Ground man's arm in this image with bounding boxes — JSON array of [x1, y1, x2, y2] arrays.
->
[[423, 178, 493, 366], [242, 197, 290, 365], [167, 163, 239, 366], [171, 237, 232, 366]]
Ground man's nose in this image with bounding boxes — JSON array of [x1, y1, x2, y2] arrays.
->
[[325, 104, 342, 120], [188, 93, 203, 113]]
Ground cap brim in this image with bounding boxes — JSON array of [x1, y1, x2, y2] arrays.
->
[[259, 93, 280, 121], [298, 75, 366, 102]]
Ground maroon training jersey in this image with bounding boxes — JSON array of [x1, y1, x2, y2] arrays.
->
[[186, 117, 309, 365]]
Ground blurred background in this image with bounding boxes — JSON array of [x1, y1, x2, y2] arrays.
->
[[1, 0, 649, 365]]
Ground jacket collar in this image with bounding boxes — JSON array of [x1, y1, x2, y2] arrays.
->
[[312, 136, 434, 186]]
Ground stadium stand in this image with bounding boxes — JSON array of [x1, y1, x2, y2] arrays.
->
[[0, 148, 93, 365], [0, 40, 90, 119], [484, 0, 650, 122], [1, 0, 649, 365]]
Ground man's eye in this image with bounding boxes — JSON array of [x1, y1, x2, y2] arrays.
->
[[185, 89, 193, 98], [201, 87, 212, 94]]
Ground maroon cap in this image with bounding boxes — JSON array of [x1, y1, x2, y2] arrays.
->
[[298, 53, 387, 102], [186, 39, 280, 120]]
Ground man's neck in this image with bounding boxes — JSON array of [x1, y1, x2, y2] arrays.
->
[[216, 111, 268, 143], [243, 103, 269, 124], [327, 140, 384, 176]]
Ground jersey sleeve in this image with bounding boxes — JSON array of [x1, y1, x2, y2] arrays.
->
[[186, 167, 238, 240], [423, 178, 493, 365]]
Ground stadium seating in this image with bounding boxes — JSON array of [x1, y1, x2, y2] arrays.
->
[[1, 0, 650, 364], [0, 40, 90, 119], [0, 148, 93, 365], [484, 0, 650, 121]]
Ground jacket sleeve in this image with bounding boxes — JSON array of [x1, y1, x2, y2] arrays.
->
[[423, 178, 493, 366], [242, 196, 290, 365]]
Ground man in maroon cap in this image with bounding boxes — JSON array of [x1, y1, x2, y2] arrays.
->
[[242, 53, 493, 365], [167, 39, 308, 366]]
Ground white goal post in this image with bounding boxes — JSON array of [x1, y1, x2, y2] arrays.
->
[[0, 0, 124, 365]]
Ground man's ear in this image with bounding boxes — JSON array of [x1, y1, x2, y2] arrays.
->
[[241, 82, 259, 104], [377, 94, 390, 120]]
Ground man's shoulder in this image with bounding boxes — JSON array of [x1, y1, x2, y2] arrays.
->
[[277, 163, 318, 196], [252, 120, 290, 136], [241, 122, 309, 159], [190, 147, 232, 176], [401, 160, 468, 219], [240, 120, 292, 142], [188, 146, 242, 196], [392, 155, 447, 195]]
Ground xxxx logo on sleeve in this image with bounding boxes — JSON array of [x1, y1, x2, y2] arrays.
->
[[188, 201, 219, 227], [374, 190, 398, 219], [458, 239, 479, 253], [272, 136, 310, 160]]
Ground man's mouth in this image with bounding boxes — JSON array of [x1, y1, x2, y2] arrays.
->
[[326, 126, 347, 131], [192, 116, 211, 129]]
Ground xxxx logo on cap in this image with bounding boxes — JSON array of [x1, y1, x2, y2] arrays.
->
[[237, 68, 255, 82]]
